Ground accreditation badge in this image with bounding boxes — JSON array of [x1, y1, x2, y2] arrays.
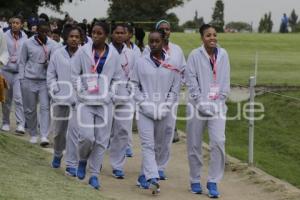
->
[[208, 83, 220, 100], [87, 77, 99, 93]]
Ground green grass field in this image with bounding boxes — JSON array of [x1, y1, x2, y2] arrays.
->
[[176, 91, 300, 188], [0, 134, 107, 200], [170, 33, 300, 86]]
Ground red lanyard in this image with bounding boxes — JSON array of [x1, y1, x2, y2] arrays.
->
[[36, 37, 48, 61], [152, 56, 182, 74], [121, 52, 129, 77], [209, 54, 217, 81], [91, 47, 106, 73]]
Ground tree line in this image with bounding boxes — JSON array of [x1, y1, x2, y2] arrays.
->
[[1, 0, 299, 33]]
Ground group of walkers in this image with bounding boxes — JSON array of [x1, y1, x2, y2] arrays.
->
[[0, 14, 230, 198]]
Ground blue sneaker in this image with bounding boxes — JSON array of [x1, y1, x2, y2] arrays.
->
[[65, 167, 77, 177], [51, 156, 62, 168], [158, 170, 168, 180], [125, 147, 133, 157], [148, 178, 160, 195], [190, 183, 202, 194], [136, 175, 150, 189], [77, 160, 87, 180], [89, 176, 100, 190], [207, 182, 220, 198], [112, 169, 125, 179]]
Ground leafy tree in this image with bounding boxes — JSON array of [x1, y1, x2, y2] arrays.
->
[[211, 0, 224, 32], [225, 21, 252, 32], [295, 22, 300, 32], [289, 9, 298, 32], [106, 0, 189, 30], [107, 0, 189, 21], [258, 12, 273, 33], [182, 10, 204, 30], [0, 0, 72, 18], [165, 12, 182, 31]]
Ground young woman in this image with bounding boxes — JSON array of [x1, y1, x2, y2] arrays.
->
[[123, 23, 141, 158], [124, 23, 141, 59], [19, 21, 59, 145], [47, 25, 83, 176], [1, 15, 27, 133], [71, 22, 124, 189], [185, 24, 230, 198], [130, 30, 181, 194], [109, 24, 135, 179], [143, 20, 186, 180]]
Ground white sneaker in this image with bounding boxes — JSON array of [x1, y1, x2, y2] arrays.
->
[[1, 124, 10, 132], [29, 136, 38, 144], [16, 125, 25, 134], [40, 137, 49, 147]]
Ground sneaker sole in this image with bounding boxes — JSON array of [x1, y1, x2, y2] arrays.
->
[[15, 129, 25, 134], [51, 164, 61, 169], [77, 175, 86, 180], [112, 173, 124, 179], [40, 141, 49, 147], [65, 171, 76, 177], [150, 183, 160, 195], [208, 194, 220, 198], [191, 190, 202, 194], [89, 183, 100, 190]]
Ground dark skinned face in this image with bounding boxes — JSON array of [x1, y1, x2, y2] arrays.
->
[[201, 27, 217, 49], [91, 25, 107, 47], [37, 25, 50, 42], [149, 32, 163, 55], [67, 29, 81, 49], [112, 26, 126, 44]]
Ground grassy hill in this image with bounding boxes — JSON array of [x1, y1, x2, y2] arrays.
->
[[0, 134, 108, 200]]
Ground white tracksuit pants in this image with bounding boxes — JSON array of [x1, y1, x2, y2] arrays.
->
[[138, 112, 175, 181], [186, 105, 226, 184], [21, 79, 50, 137], [109, 102, 134, 171], [65, 106, 79, 168], [77, 103, 113, 177]]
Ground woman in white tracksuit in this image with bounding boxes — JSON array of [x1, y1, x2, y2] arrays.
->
[[1, 16, 27, 133], [130, 30, 181, 194], [71, 22, 124, 190], [109, 24, 135, 179], [185, 24, 230, 198], [142, 20, 186, 180], [124, 23, 141, 157], [47, 25, 83, 176], [18, 21, 59, 146]]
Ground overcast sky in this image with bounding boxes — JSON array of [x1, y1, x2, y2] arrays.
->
[[39, 0, 299, 31]]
